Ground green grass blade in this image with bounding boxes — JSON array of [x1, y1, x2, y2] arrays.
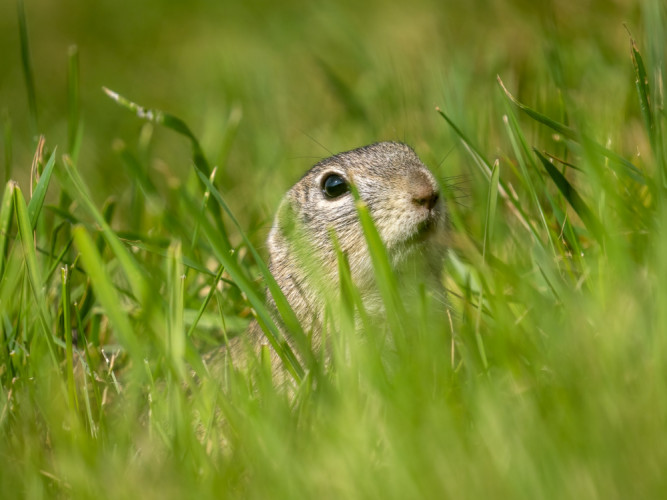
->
[[115, 237, 220, 277], [27, 149, 56, 229], [498, 76, 645, 184], [103, 87, 228, 237], [0, 182, 14, 279], [166, 241, 186, 379], [72, 225, 144, 362], [350, 183, 405, 331], [474, 159, 500, 372], [13, 184, 58, 364], [331, 229, 371, 335], [181, 189, 304, 381], [436, 107, 494, 180], [628, 31, 666, 188], [502, 111, 557, 256], [534, 150, 606, 244], [44, 235, 73, 285], [78, 355, 98, 438], [629, 35, 654, 144], [437, 106, 542, 243], [191, 167, 215, 251], [62, 155, 150, 303], [113, 144, 196, 240], [95, 198, 116, 254], [16, 0, 38, 137], [497, 77, 578, 140], [102, 87, 211, 176], [473, 287, 489, 372], [61, 265, 78, 413], [482, 159, 500, 262], [186, 265, 224, 338], [194, 170, 309, 356]]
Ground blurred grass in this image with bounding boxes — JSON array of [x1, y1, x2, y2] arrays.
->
[[1, 0, 667, 498]]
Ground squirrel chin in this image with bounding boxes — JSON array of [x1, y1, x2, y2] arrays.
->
[[401, 216, 441, 247]]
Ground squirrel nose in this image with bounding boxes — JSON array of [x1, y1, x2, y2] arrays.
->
[[412, 186, 440, 210]]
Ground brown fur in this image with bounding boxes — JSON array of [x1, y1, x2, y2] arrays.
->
[[220, 142, 447, 374]]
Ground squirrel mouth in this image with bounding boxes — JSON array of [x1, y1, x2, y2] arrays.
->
[[404, 217, 438, 246]]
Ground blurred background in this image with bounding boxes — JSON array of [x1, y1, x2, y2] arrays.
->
[[0, 0, 647, 243]]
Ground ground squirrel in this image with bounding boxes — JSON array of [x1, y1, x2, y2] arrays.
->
[[226, 141, 447, 371]]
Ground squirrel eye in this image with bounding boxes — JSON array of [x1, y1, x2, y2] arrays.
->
[[321, 174, 349, 199]]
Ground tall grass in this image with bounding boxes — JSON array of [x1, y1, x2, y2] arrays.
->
[[1, 0, 666, 498]]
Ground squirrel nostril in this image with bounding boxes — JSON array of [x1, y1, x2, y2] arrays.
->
[[427, 192, 439, 210], [413, 192, 439, 210]]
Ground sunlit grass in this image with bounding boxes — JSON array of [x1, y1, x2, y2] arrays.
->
[[1, 0, 666, 498]]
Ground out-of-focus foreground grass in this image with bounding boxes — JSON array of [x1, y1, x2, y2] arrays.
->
[[1, 0, 666, 498]]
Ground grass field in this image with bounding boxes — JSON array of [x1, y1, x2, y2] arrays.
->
[[1, 0, 666, 498]]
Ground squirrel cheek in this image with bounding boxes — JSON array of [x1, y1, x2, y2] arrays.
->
[[371, 203, 410, 247]]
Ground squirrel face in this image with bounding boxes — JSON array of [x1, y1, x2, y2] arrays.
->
[[267, 142, 446, 323]]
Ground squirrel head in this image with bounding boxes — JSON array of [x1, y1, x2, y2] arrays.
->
[[267, 142, 447, 320]]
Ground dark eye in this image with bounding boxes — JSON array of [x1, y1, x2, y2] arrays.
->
[[321, 174, 349, 199]]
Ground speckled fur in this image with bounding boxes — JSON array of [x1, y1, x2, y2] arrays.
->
[[224, 142, 447, 370]]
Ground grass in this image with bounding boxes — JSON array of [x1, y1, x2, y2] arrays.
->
[[1, 0, 666, 498]]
